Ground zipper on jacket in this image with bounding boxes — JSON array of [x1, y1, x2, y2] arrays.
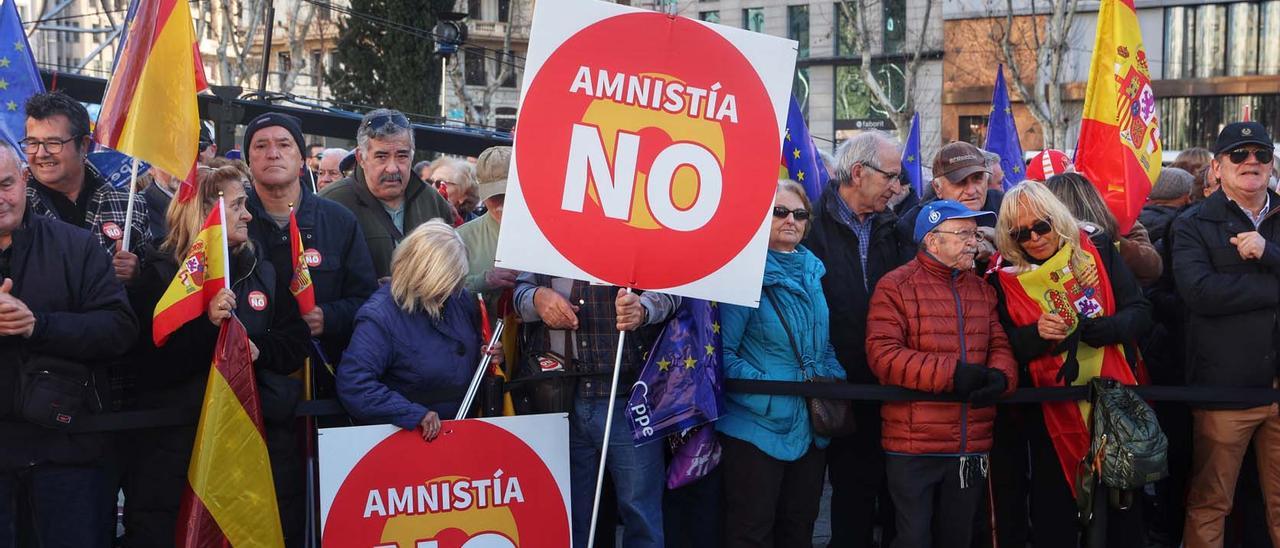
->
[[951, 270, 970, 454]]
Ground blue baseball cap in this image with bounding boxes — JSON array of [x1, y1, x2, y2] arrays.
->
[[914, 200, 995, 243]]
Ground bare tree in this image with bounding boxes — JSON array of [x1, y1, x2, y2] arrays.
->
[[211, 0, 266, 88], [448, 1, 524, 127], [279, 2, 318, 93], [836, 0, 936, 141], [988, 0, 1079, 149]]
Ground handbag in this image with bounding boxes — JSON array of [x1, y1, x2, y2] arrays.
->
[[764, 288, 855, 438], [16, 353, 100, 430], [1075, 376, 1168, 526]]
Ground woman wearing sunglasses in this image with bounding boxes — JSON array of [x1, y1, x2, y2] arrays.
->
[[717, 179, 846, 547], [987, 180, 1152, 547]]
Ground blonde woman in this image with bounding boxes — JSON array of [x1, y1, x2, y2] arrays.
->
[[987, 180, 1151, 547], [337, 220, 500, 440]]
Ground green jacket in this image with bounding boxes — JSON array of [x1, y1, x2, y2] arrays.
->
[[319, 166, 453, 278], [457, 212, 501, 312]]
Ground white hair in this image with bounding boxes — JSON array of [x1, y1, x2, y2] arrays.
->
[[832, 130, 900, 185]]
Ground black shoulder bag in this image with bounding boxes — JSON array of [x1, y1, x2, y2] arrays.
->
[[765, 287, 855, 438], [17, 353, 101, 430]]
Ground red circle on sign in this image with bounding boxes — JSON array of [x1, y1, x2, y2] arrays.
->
[[248, 291, 267, 311], [303, 248, 322, 268], [515, 13, 778, 288], [322, 420, 570, 547], [102, 222, 123, 241]]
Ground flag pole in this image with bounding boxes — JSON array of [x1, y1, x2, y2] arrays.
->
[[122, 156, 140, 251], [456, 317, 505, 420], [587, 287, 632, 548], [218, 194, 231, 285]]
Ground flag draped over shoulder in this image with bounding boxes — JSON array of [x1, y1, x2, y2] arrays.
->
[[984, 65, 1026, 191], [0, 0, 43, 155], [781, 97, 829, 202], [153, 201, 227, 346], [176, 315, 285, 548], [626, 299, 723, 445], [1074, 0, 1161, 233], [288, 208, 316, 315], [94, 0, 208, 202], [901, 113, 924, 198]]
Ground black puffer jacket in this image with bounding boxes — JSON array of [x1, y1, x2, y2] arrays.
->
[[1171, 189, 1280, 409]]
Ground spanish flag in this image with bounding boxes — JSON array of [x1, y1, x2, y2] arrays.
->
[[288, 208, 316, 315], [1074, 0, 1162, 233], [94, 0, 208, 202], [152, 201, 228, 346], [176, 315, 285, 548]]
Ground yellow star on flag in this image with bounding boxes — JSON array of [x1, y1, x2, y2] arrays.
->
[[657, 358, 671, 372], [0, 80, 10, 91], [711, 322, 721, 334], [5, 101, 16, 112], [797, 170, 805, 182], [704, 344, 715, 356], [0, 58, 11, 68], [792, 148, 801, 159], [1004, 107, 1012, 114], [907, 155, 916, 162], [13, 42, 22, 52], [785, 129, 791, 141], [683, 356, 697, 369], [1013, 165, 1022, 173]]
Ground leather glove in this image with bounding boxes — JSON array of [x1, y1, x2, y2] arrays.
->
[[953, 362, 987, 400], [970, 369, 1009, 408], [1077, 315, 1119, 348]]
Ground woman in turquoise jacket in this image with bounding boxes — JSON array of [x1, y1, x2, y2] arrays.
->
[[718, 180, 846, 547]]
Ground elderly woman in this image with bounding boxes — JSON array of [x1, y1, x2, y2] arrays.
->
[[1045, 172, 1163, 286], [718, 180, 846, 547], [988, 180, 1152, 548], [337, 220, 499, 440]]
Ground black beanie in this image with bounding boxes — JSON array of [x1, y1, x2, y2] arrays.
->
[[242, 112, 305, 163]]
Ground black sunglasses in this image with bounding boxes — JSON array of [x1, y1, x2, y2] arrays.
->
[[1010, 219, 1053, 243], [1226, 148, 1274, 165], [772, 206, 810, 221], [364, 113, 411, 132]]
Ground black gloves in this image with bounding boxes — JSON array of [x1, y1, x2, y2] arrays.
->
[[1077, 315, 1120, 347], [953, 362, 987, 399], [970, 369, 1009, 408]]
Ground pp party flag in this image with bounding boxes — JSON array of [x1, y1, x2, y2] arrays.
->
[[94, 0, 208, 203], [0, 0, 42, 156], [1074, 0, 1162, 233], [626, 298, 723, 445], [152, 199, 229, 346], [984, 65, 1026, 191], [287, 208, 316, 315], [88, 150, 152, 189], [782, 96, 829, 202], [901, 112, 924, 198], [176, 315, 285, 548]]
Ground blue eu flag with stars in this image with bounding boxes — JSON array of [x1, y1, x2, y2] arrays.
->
[[626, 299, 724, 445], [0, 0, 42, 156], [984, 65, 1025, 191], [902, 112, 924, 198], [783, 96, 829, 202]]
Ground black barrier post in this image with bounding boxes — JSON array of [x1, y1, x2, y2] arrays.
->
[[258, 0, 276, 98]]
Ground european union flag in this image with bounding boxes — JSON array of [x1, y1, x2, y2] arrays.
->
[[901, 112, 924, 198], [0, 0, 43, 155], [626, 299, 723, 445], [984, 64, 1026, 191], [782, 96, 829, 202]]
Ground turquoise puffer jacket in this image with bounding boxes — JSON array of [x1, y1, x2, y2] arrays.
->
[[716, 246, 846, 461]]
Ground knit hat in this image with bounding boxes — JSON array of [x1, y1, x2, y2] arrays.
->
[[1026, 150, 1073, 181], [475, 146, 511, 201], [1148, 167, 1193, 201], [242, 112, 305, 163]]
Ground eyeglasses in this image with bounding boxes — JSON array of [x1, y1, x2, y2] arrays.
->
[[20, 135, 81, 155], [772, 206, 810, 221], [1009, 219, 1053, 243], [1226, 148, 1274, 165], [364, 113, 411, 132], [428, 178, 459, 187], [932, 228, 979, 241], [863, 163, 903, 184]]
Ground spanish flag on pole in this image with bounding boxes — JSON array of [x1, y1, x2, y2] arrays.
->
[[288, 208, 316, 315], [1074, 0, 1162, 233], [94, 0, 207, 202], [152, 200, 228, 346], [176, 315, 285, 548]]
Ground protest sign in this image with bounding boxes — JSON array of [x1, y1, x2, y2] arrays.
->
[[495, 0, 798, 307], [319, 414, 571, 547]]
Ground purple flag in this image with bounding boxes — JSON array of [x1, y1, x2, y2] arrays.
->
[[626, 298, 723, 445]]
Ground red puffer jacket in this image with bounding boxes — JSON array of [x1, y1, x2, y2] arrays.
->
[[866, 251, 1017, 455]]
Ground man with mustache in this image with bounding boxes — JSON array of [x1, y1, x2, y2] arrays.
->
[[320, 108, 453, 279]]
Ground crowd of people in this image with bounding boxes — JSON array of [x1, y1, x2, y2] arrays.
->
[[0, 87, 1277, 548]]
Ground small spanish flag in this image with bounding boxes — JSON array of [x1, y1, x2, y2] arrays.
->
[[288, 208, 316, 315], [152, 200, 228, 346]]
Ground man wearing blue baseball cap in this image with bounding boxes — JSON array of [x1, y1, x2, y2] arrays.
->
[[865, 199, 1018, 548]]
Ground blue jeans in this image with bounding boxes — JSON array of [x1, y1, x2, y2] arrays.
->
[[570, 396, 664, 548], [0, 464, 108, 548]]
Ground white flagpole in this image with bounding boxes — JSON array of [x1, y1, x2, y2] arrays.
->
[[121, 156, 140, 251], [218, 194, 231, 285], [587, 287, 632, 548], [456, 317, 506, 421]]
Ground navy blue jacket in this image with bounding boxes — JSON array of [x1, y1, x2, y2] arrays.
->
[[0, 213, 137, 467], [247, 180, 377, 365], [337, 286, 482, 429]]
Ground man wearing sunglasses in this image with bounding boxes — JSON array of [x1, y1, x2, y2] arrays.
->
[[320, 109, 454, 279], [1171, 121, 1280, 547], [895, 142, 1001, 268]]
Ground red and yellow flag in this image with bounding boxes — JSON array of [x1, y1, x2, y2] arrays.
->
[[1075, 0, 1162, 233], [153, 201, 228, 346], [94, 0, 208, 202], [176, 316, 285, 548], [288, 208, 316, 315]]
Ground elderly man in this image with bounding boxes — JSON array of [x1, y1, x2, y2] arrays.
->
[[0, 141, 137, 547], [315, 147, 348, 191], [867, 200, 1016, 548], [458, 146, 517, 313], [22, 91, 150, 283], [1172, 122, 1280, 548], [983, 150, 1006, 193], [320, 109, 453, 279], [897, 142, 1001, 266], [802, 130, 906, 547]]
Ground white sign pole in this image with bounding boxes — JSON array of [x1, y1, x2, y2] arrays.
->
[[586, 287, 631, 548], [121, 156, 140, 251], [455, 316, 505, 420]]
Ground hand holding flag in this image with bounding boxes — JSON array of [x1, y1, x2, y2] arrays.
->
[[152, 199, 230, 346]]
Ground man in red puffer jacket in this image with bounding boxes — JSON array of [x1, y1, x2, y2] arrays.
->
[[866, 200, 1018, 548]]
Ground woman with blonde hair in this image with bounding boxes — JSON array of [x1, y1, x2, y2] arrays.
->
[[986, 180, 1151, 547], [337, 220, 501, 440], [124, 165, 310, 547]]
